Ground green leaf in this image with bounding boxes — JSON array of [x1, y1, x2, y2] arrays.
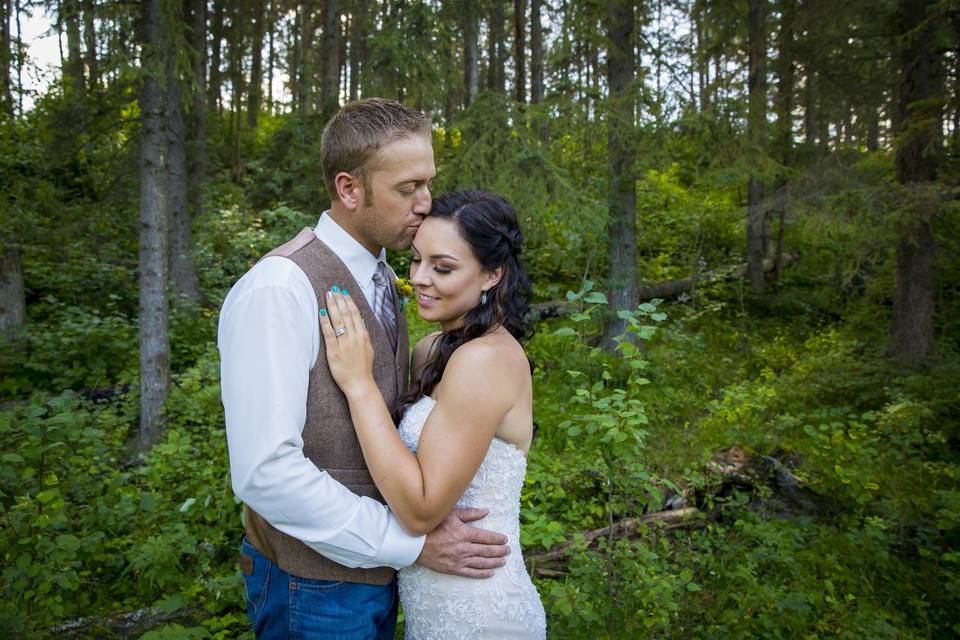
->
[[638, 326, 656, 340], [56, 534, 81, 552], [36, 488, 59, 504], [584, 292, 608, 304], [2, 453, 24, 463], [157, 593, 187, 613], [553, 327, 576, 337], [141, 492, 157, 512], [179, 497, 196, 513]]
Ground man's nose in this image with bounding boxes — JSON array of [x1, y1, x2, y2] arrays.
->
[[413, 186, 431, 214]]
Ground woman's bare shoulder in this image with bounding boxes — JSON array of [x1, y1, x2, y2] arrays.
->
[[446, 329, 528, 383]]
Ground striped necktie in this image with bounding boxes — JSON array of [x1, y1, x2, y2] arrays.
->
[[372, 261, 398, 353]]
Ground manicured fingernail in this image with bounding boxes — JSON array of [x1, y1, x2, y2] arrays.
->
[[320, 309, 327, 316], [326, 290, 332, 298], [332, 285, 340, 293], [342, 288, 349, 296]]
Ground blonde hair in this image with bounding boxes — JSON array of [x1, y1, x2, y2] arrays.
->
[[320, 98, 431, 200]]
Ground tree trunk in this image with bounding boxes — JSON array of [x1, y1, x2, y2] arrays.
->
[[866, 105, 880, 152], [207, 0, 224, 113], [186, 0, 207, 303], [298, 1, 315, 114], [487, 0, 505, 93], [319, 0, 340, 119], [530, 0, 542, 104], [167, 6, 202, 306], [289, 3, 301, 107], [0, 243, 26, 332], [348, 2, 360, 101], [746, 0, 768, 294], [804, 66, 816, 145], [463, 0, 478, 107], [514, 0, 526, 103], [14, 0, 22, 113], [693, 0, 708, 112], [530, 0, 545, 139], [1, 0, 12, 114], [775, 0, 795, 167], [890, 0, 944, 367], [247, 0, 264, 128], [138, 0, 171, 449], [600, 0, 637, 348], [228, 1, 244, 180], [338, 10, 348, 103], [267, 1, 275, 112], [81, 0, 96, 89], [771, 0, 795, 288], [841, 100, 853, 145], [63, 0, 84, 96]]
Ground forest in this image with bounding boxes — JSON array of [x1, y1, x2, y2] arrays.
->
[[1, 0, 958, 637]]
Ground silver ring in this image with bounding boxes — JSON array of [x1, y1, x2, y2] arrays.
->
[[334, 327, 348, 337]]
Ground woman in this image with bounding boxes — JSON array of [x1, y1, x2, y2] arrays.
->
[[319, 190, 546, 639]]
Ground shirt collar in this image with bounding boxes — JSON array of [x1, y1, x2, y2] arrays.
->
[[314, 211, 387, 289]]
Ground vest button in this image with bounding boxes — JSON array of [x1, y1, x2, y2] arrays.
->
[[289, 581, 298, 591]]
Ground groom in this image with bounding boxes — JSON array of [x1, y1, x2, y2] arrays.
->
[[219, 98, 510, 639]]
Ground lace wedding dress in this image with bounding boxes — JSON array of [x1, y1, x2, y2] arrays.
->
[[397, 396, 547, 639]]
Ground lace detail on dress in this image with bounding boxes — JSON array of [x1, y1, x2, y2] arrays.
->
[[397, 396, 546, 639]]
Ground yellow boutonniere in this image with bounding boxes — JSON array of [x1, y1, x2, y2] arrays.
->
[[395, 277, 414, 309]]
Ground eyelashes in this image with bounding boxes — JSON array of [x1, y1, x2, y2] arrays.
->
[[410, 257, 451, 274]]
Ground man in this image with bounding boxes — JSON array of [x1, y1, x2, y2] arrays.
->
[[219, 98, 509, 639]]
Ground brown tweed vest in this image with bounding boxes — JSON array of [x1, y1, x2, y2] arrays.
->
[[244, 233, 409, 585]]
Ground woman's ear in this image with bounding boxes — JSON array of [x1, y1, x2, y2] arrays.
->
[[482, 266, 504, 293], [334, 172, 363, 210]]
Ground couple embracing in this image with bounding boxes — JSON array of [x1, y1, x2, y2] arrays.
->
[[219, 98, 547, 639]]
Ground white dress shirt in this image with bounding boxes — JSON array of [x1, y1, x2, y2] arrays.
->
[[218, 212, 424, 570]]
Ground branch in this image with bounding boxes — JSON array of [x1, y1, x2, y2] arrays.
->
[[527, 252, 799, 323], [525, 507, 701, 570]]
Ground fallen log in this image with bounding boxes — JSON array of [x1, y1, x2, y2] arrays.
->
[[527, 252, 799, 323], [525, 507, 701, 571], [48, 605, 204, 639]]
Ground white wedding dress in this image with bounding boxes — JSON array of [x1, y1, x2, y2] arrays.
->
[[397, 396, 547, 639]]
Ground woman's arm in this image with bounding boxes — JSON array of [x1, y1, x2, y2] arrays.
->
[[320, 290, 513, 535]]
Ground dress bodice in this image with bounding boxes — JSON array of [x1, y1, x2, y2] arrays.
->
[[396, 395, 546, 639], [398, 396, 528, 536]]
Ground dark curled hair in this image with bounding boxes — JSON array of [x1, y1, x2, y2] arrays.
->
[[401, 190, 533, 412]]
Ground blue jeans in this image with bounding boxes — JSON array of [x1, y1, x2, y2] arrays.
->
[[241, 537, 398, 640]]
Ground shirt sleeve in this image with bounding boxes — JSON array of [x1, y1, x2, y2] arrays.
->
[[218, 257, 425, 569]]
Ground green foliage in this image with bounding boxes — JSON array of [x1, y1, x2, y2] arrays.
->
[[3, 66, 958, 639]]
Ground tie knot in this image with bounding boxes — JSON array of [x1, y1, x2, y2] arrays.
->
[[373, 261, 391, 285]]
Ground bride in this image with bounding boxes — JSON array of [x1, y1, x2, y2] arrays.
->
[[319, 190, 546, 639]]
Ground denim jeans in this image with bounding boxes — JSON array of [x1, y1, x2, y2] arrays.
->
[[241, 537, 398, 640]]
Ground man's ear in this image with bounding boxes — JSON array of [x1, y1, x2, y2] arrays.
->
[[482, 266, 504, 293], [334, 172, 363, 210]]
